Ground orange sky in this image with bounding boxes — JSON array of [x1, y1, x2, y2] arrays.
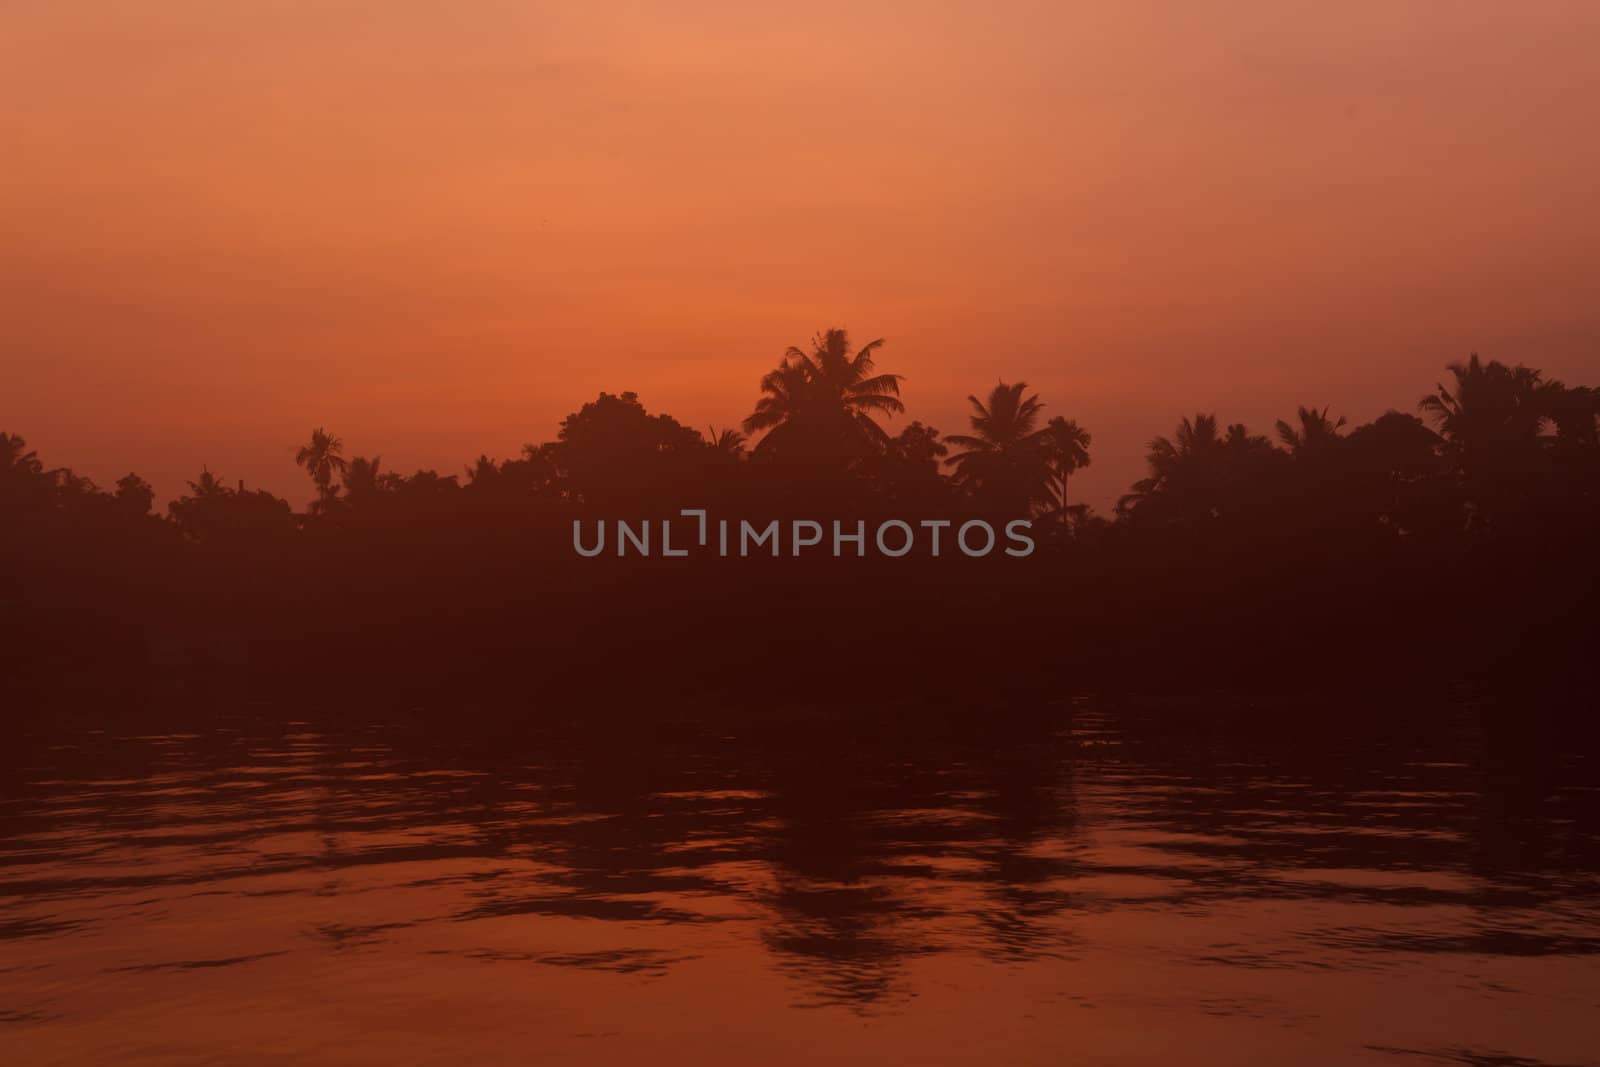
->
[[4, 1, 1598, 509]]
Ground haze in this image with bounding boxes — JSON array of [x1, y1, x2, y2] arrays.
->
[[4, 1, 1598, 508]]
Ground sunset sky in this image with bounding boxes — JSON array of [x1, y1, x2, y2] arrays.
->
[[5, 1, 1598, 508]]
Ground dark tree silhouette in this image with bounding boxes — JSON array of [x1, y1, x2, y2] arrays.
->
[[1119, 414, 1284, 527], [743, 329, 904, 461], [945, 382, 1053, 515], [295, 428, 348, 508], [168, 469, 296, 545], [114, 474, 155, 516], [340, 456, 393, 504], [553, 391, 706, 510], [1544, 384, 1599, 448], [1419, 354, 1548, 455], [860, 421, 951, 508], [0, 432, 48, 501], [707, 427, 746, 457], [2, 342, 1598, 697], [1418, 354, 1555, 527], [1275, 406, 1347, 456], [1040, 415, 1092, 523]]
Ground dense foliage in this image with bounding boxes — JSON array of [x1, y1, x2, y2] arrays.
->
[[4, 334, 1597, 698]]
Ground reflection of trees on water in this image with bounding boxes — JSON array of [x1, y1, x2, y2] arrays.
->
[[3, 699, 1597, 1008]]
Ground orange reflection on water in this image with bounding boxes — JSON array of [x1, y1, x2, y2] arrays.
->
[[2, 704, 1597, 1064]]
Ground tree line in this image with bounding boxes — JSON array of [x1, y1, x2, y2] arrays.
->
[[3, 330, 1597, 697]]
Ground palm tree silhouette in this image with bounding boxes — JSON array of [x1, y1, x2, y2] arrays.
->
[[1121, 415, 1285, 524], [1544, 384, 1600, 448], [0, 433, 46, 495], [1275, 406, 1347, 456], [1419, 354, 1554, 524], [466, 455, 499, 485], [166, 467, 229, 539], [742, 329, 904, 453], [342, 455, 386, 501], [0, 432, 39, 472], [1041, 415, 1092, 522], [0, 432, 68, 511], [1147, 412, 1221, 472], [707, 427, 746, 456], [1119, 413, 1221, 515], [188, 468, 229, 499], [295, 428, 348, 504], [1419, 354, 1548, 456], [945, 382, 1053, 512]]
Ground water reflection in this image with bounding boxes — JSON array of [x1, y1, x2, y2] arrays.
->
[[1, 698, 1597, 1064]]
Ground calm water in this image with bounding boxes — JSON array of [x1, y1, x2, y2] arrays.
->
[[2, 697, 1597, 1065]]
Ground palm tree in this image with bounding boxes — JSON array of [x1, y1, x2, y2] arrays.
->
[[945, 382, 1053, 511], [342, 455, 386, 500], [707, 427, 746, 456], [1150, 412, 1221, 469], [295, 428, 347, 502], [1121, 414, 1286, 523], [0, 433, 48, 498], [0, 432, 40, 472], [188, 468, 229, 499], [1041, 415, 1092, 521], [465, 454, 499, 485], [1275, 406, 1347, 456], [1419, 354, 1548, 457], [1118, 413, 1222, 515], [167, 468, 225, 541], [1419, 355, 1554, 524], [742, 329, 904, 454], [1544, 384, 1599, 449]]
